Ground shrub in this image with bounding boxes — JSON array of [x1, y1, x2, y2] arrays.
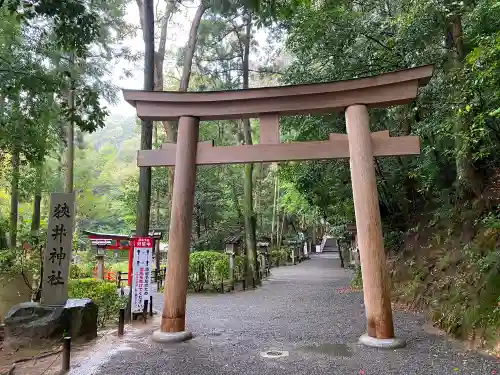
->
[[68, 278, 125, 327], [212, 259, 229, 291], [270, 247, 290, 266], [108, 261, 129, 273], [70, 262, 94, 279], [384, 230, 405, 252], [279, 248, 290, 262], [188, 251, 227, 292], [69, 264, 93, 279], [234, 255, 245, 280], [270, 248, 281, 266], [350, 265, 363, 290]]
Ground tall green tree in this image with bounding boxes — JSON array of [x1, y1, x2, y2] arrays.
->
[[135, 0, 155, 238]]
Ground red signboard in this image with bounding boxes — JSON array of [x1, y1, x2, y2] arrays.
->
[[131, 236, 153, 313]]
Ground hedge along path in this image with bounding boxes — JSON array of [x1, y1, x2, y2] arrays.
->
[[187, 251, 250, 293], [68, 278, 126, 327]]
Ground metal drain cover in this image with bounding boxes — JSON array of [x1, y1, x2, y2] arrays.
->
[[260, 350, 289, 358]]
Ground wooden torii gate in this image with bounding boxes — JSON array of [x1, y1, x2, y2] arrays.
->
[[123, 65, 433, 347]]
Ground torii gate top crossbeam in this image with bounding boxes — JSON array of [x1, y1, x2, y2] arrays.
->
[[123, 65, 433, 121]]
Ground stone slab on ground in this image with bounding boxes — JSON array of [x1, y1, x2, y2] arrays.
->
[[67, 255, 499, 375], [4, 298, 97, 350]]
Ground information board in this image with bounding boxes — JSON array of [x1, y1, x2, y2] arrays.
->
[[131, 237, 153, 313]]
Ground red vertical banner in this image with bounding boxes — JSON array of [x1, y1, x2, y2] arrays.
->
[[131, 237, 153, 313]]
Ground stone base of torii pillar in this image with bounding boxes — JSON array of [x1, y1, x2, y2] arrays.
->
[[152, 330, 193, 343], [359, 334, 406, 349]]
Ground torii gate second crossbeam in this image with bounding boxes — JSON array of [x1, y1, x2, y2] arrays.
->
[[123, 64, 433, 348]]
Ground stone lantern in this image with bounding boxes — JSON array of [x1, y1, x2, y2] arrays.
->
[[257, 237, 270, 277], [224, 235, 242, 290]]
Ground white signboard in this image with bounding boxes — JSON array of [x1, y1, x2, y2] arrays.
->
[[131, 237, 153, 313], [41, 193, 75, 306], [91, 239, 112, 246]]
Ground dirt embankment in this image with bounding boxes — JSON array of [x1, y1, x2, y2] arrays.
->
[[387, 219, 500, 357]]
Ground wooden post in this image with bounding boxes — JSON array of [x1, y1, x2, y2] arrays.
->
[[345, 104, 394, 339], [160, 116, 199, 333], [61, 336, 71, 372], [118, 308, 125, 336]]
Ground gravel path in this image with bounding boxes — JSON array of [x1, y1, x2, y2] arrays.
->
[[81, 253, 499, 375]]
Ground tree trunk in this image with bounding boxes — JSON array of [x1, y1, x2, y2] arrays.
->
[[180, 3, 207, 92], [271, 168, 278, 247], [243, 162, 258, 282], [155, 239, 160, 281], [278, 213, 285, 249], [0, 95, 6, 248], [152, 123, 161, 228], [446, 14, 482, 198], [137, 0, 176, 235], [312, 219, 316, 247], [0, 226, 7, 249], [130, 0, 155, 322], [135, 0, 155, 237], [240, 13, 258, 284], [230, 177, 243, 227], [155, 0, 177, 91], [64, 53, 75, 194], [31, 164, 43, 233], [162, 2, 208, 140], [196, 211, 201, 240], [163, 2, 208, 236], [9, 149, 20, 250]]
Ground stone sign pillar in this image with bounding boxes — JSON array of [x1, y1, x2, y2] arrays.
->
[[41, 193, 75, 306]]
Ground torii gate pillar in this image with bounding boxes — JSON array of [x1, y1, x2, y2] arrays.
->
[[152, 116, 199, 343], [346, 105, 404, 348]]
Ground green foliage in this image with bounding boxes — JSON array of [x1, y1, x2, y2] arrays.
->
[[188, 251, 228, 292], [108, 261, 129, 273], [4, 0, 101, 56], [234, 255, 245, 280], [280, 248, 290, 262], [0, 230, 47, 298], [277, 0, 500, 228], [269, 248, 280, 266], [213, 258, 229, 291], [269, 247, 289, 266], [68, 278, 125, 327], [394, 221, 500, 347], [330, 225, 349, 247], [350, 266, 363, 290], [384, 231, 405, 252], [0, 248, 16, 273], [69, 264, 92, 279]]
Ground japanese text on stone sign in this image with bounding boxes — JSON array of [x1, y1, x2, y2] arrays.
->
[[41, 193, 75, 306]]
